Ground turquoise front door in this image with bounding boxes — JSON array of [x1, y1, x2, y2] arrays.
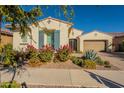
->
[[46, 30, 60, 49], [47, 32, 54, 47]]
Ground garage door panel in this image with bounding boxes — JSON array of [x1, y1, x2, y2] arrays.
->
[[84, 40, 106, 52]]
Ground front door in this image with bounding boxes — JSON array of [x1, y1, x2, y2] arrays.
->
[[47, 32, 54, 47], [69, 39, 77, 51]]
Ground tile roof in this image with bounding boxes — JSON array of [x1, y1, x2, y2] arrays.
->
[[5, 17, 73, 30], [1, 29, 13, 36], [37, 16, 73, 25]]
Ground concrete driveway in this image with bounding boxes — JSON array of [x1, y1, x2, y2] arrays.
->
[[85, 70, 124, 88], [98, 52, 124, 70]]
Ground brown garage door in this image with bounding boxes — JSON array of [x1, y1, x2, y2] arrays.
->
[[84, 40, 106, 52]]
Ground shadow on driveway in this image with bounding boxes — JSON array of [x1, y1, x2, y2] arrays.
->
[[84, 70, 124, 88]]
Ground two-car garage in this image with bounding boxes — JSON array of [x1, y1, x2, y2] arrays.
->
[[79, 31, 113, 52], [84, 40, 107, 52]]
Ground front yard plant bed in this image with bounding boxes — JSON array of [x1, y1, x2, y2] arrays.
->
[[0, 44, 119, 70], [70, 50, 119, 70], [24, 48, 119, 70]]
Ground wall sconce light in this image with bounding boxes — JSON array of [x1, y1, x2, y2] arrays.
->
[[94, 33, 97, 36]]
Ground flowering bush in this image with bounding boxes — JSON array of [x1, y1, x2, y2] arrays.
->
[[38, 45, 54, 62], [25, 44, 38, 59], [26, 45, 37, 52], [56, 45, 72, 62]]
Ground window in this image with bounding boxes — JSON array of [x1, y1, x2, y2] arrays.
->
[[21, 35, 27, 42]]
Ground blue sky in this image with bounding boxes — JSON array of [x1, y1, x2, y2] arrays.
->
[[73, 5, 124, 33], [4, 5, 124, 33]]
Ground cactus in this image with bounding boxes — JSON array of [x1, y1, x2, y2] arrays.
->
[[83, 50, 97, 61]]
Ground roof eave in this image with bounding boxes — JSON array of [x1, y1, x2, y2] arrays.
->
[[37, 16, 73, 26]]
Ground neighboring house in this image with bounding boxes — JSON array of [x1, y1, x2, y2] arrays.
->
[[12, 17, 83, 51], [107, 32, 124, 52], [0, 29, 13, 46], [11, 17, 124, 52]]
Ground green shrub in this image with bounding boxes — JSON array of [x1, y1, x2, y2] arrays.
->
[[4, 44, 13, 51], [3, 57, 11, 66], [0, 81, 21, 88], [3, 49, 27, 67], [71, 56, 84, 66], [28, 57, 42, 67], [104, 60, 111, 68], [0, 44, 12, 63], [95, 56, 104, 65], [39, 45, 54, 62], [104, 61, 110, 65], [84, 60, 96, 69], [56, 45, 72, 62], [2, 44, 13, 67], [83, 50, 97, 61]]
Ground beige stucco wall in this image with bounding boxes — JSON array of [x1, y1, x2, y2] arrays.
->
[[69, 28, 83, 39], [38, 19, 72, 46], [13, 32, 32, 50], [79, 31, 113, 52], [13, 18, 72, 50], [69, 28, 83, 51]]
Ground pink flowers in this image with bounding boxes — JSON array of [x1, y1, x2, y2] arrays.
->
[[39, 45, 54, 54], [58, 44, 73, 53], [26, 44, 37, 52], [26, 44, 72, 53], [25, 44, 73, 62]]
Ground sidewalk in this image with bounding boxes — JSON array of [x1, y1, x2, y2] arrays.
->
[[0, 68, 104, 88]]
